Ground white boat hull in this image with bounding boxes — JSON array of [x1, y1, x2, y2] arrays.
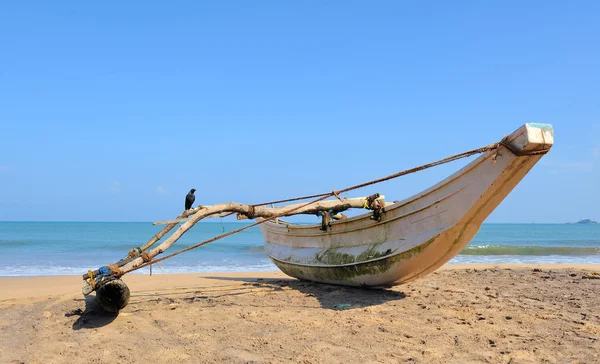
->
[[258, 123, 554, 287]]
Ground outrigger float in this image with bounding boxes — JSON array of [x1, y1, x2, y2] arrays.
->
[[82, 123, 554, 312]]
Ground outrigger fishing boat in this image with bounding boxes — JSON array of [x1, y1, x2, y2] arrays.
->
[[82, 123, 553, 312]]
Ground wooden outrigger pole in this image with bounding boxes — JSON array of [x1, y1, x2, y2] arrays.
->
[[82, 193, 392, 311]]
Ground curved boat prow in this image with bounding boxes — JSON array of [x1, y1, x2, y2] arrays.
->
[[501, 123, 554, 155], [259, 123, 554, 287]]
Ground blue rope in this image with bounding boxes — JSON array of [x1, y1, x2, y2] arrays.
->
[[98, 266, 112, 276]]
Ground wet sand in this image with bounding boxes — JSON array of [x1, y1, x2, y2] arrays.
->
[[1, 264, 599, 363]]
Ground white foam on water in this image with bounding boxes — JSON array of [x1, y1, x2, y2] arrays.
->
[[0, 261, 279, 277], [449, 255, 600, 265]]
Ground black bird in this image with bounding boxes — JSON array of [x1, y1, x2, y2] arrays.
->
[[185, 189, 196, 210]]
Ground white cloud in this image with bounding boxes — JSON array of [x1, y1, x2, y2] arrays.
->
[[109, 181, 121, 194], [156, 186, 169, 194]]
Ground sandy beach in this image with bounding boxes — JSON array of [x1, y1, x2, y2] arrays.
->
[[1, 264, 599, 364]]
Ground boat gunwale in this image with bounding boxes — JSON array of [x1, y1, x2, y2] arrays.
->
[[261, 182, 469, 238], [260, 150, 496, 232]]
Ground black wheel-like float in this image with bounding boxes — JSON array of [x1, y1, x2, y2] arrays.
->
[[96, 279, 130, 313]]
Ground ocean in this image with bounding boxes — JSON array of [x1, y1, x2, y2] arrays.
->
[[0, 222, 598, 277]]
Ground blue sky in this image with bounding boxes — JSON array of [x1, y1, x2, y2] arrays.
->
[[0, 1, 598, 223]]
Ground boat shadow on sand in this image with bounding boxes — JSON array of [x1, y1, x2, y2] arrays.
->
[[66, 294, 118, 330], [65, 277, 406, 330], [200, 276, 406, 310]]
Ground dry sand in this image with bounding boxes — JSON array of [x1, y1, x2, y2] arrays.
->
[[1, 264, 599, 363]]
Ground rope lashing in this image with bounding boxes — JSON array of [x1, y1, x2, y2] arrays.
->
[[87, 270, 96, 290], [141, 252, 152, 275], [362, 193, 380, 210], [106, 264, 125, 278], [363, 199, 370, 209], [246, 205, 255, 219], [87, 265, 125, 290], [320, 210, 332, 231], [370, 198, 385, 222]]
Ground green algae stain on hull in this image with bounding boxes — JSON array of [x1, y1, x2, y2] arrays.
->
[[314, 248, 356, 265], [269, 236, 438, 287], [312, 243, 395, 266]]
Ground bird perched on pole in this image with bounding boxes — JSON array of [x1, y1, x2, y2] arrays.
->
[[185, 189, 196, 210]]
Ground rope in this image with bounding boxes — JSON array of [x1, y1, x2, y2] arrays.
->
[[251, 193, 332, 207], [251, 143, 502, 207], [125, 142, 508, 274], [246, 205, 255, 219], [363, 199, 370, 209], [106, 264, 124, 277], [332, 190, 342, 202], [335, 143, 502, 194], [87, 270, 96, 290]]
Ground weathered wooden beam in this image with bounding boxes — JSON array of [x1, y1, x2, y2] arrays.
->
[[119, 195, 390, 275], [118, 208, 213, 274], [235, 195, 389, 220], [152, 196, 393, 225], [83, 211, 191, 280], [141, 212, 188, 250]]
